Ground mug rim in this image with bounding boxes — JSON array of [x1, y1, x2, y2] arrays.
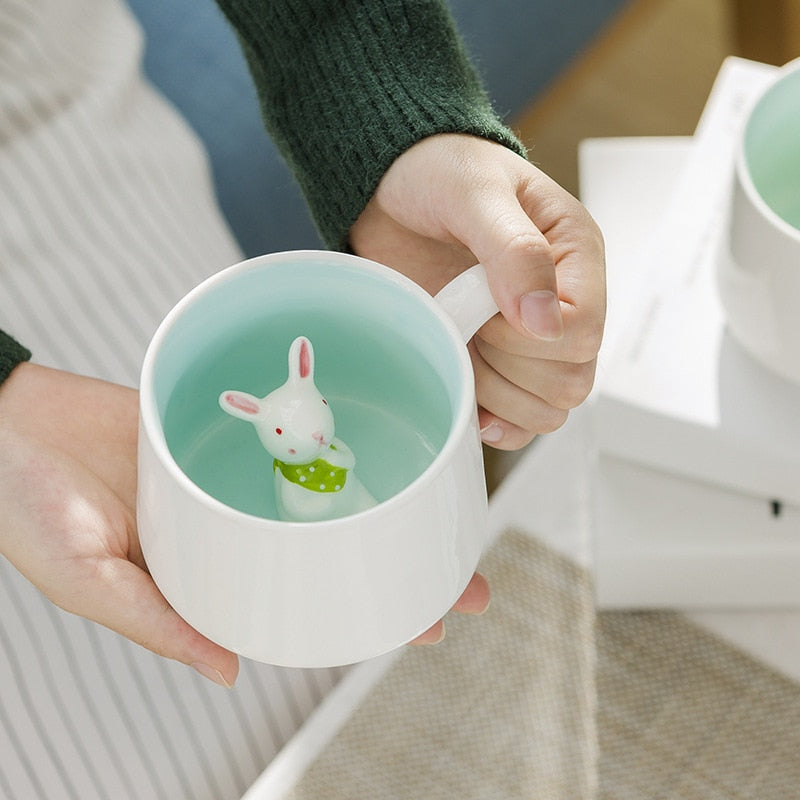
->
[[735, 58, 800, 244], [139, 249, 478, 529]]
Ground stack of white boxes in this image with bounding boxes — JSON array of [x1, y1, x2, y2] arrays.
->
[[581, 57, 800, 609]]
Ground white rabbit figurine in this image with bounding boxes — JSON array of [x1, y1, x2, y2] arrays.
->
[[219, 336, 377, 522]]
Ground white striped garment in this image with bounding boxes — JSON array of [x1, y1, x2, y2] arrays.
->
[[0, 1, 345, 798]]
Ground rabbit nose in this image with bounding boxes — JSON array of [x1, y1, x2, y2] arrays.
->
[[312, 431, 325, 444]]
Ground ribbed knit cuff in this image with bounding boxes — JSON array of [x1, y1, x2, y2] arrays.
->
[[0, 329, 32, 387], [216, 0, 526, 250]]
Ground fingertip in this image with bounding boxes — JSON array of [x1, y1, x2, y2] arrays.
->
[[409, 620, 446, 646], [478, 414, 537, 451], [480, 422, 504, 444], [455, 572, 491, 615], [192, 659, 237, 688], [189, 643, 240, 687]]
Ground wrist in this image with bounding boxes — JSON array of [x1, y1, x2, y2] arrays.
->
[[0, 330, 32, 388], [217, 0, 525, 251]]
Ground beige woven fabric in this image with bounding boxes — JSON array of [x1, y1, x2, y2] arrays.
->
[[286, 530, 597, 799], [598, 611, 800, 799], [286, 530, 800, 798]]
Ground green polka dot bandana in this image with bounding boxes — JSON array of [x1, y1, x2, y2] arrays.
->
[[273, 457, 348, 493]]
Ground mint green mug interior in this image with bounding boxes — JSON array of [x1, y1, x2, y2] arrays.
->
[[744, 65, 800, 232], [152, 253, 463, 519]]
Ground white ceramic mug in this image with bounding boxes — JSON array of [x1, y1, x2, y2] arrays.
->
[[138, 250, 499, 668], [718, 58, 800, 384]]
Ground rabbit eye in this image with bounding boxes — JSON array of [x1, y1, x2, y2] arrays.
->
[[321, 398, 328, 406], [275, 427, 282, 435]]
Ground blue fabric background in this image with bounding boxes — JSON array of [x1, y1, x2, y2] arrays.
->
[[125, 0, 626, 257]]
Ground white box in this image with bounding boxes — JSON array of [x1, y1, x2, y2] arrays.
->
[[594, 453, 800, 609], [582, 57, 800, 508], [581, 58, 800, 608]]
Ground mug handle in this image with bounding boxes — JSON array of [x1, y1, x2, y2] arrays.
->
[[434, 264, 499, 343]]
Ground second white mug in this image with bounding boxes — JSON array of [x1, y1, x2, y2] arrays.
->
[[718, 58, 800, 385]]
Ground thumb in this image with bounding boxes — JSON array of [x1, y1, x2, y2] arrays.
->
[[461, 201, 564, 342], [73, 558, 239, 687]]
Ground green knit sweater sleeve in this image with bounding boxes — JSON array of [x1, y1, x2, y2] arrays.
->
[[0, 329, 32, 387], [215, 0, 527, 250]]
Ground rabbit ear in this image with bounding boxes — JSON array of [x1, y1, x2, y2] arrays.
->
[[219, 390, 262, 420], [288, 336, 314, 383]]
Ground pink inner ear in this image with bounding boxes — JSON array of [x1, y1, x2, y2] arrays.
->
[[225, 393, 259, 415], [299, 340, 311, 379]]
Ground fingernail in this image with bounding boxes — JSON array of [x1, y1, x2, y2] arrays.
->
[[428, 622, 446, 645], [191, 662, 233, 688], [480, 423, 503, 444], [413, 622, 446, 646], [520, 291, 564, 341]]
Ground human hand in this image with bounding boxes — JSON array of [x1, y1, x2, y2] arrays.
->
[[0, 364, 483, 665], [350, 133, 606, 450], [0, 363, 239, 687]]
